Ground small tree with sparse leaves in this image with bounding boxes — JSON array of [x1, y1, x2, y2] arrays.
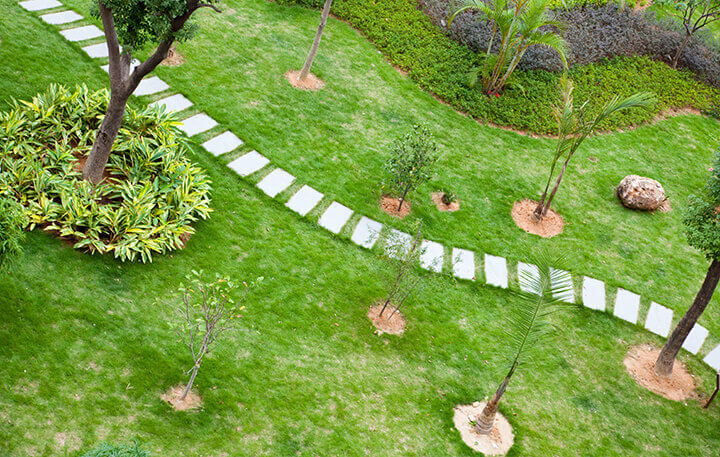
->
[[380, 222, 428, 318], [164, 271, 260, 401], [655, 0, 720, 69], [384, 125, 438, 212]]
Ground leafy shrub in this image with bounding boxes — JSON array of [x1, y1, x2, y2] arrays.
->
[[81, 441, 150, 457], [0, 195, 28, 270], [279, 0, 720, 133], [0, 85, 212, 263]]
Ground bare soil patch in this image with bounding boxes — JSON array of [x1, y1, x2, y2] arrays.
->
[[624, 345, 698, 402], [431, 192, 460, 212], [161, 47, 185, 67], [380, 195, 411, 218], [285, 70, 325, 91], [162, 384, 203, 411], [453, 402, 514, 455], [367, 303, 406, 335], [511, 199, 564, 238]]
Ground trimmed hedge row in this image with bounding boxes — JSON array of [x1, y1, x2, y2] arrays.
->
[[280, 0, 720, 133]]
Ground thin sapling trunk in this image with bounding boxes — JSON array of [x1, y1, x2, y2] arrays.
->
[[298, 0, 332, 82]]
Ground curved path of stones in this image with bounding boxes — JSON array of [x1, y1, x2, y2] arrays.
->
[[18, 0, 720, 373]]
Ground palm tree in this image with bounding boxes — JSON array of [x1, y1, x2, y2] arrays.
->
[[449, 0, 568, 95], [473, 253, 571, 434], [533, 77, 654, 220]]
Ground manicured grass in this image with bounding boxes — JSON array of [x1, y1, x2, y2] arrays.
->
[[4, 1, 720, 456]]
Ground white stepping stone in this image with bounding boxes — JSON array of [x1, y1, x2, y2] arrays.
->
[[60, 25, 103, 42], [484, 254, 508, 288], [21, 0, 62, 12], [178, 113, 217, 136], [351, 217, 382, 249], [420, 240, 444, 273], [644, 302, 673, 337], [286, 185, 323, 216], [101, 59, 140, 74], [318, 202, 353, 234], [683, 324, 709, 355], [202, 131, 243, 156], [227, 151, 269, 177], [453, 249, 475, 281], [551, 268, 575, 303], [82, 42, 109, 58], [134, 76, 170, 96], [613, 288, 641, 324], [703, 344, 720, 372], [256, 168, 295, 198], [517, 262, 540, 294], [582, 276, 606, 311], [385, 229, 413, 259], [41, 11, 82, 24], [150, 94, 193, 114]]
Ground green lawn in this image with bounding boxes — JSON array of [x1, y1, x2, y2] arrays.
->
[[3, 1, 720, 456]]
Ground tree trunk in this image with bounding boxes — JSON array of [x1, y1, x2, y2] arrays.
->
[[474, 375, 510, 435], [298, 0, 332, 81], [82, 94, 128, 184], [672, 33, 692, 69], [180, 362, 200, 401], [654, 259, 720, 377]]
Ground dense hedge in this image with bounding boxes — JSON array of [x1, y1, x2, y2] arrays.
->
[[281, 0, 719, 133], [0, 85, 213, 263]]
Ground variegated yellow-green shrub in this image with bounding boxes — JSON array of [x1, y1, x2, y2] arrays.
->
[[0, 85, 212, 263]]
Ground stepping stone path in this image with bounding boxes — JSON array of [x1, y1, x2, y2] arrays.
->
[[704, 345, 720, 371], [41, 10, 82, 24], [318, 202, 353, 234], [614, 288, 641, 324], [386, 229, 412, 259], [135, 76, 170, 96], [551, 268, 575, 303], [256, 169, 295, 198], [517, 262, 540, 294], [178, 113, 217, 136], [582, 276, 606, 311], [150, 94, 193, 114], [202, 131, 243, 157], [227, 151, 269, 177], [420, 240, 444, 273], [453, 249, 475, 280], [286, 185, 323, 217], [351, 217, 382, 249], [82, 42, 109, 59], [60, 25, 103, 42], [644, 302, 673, 337], [683, 324, 709, 355], [484, 254, 507, 288], [20, 0, 62, 11]]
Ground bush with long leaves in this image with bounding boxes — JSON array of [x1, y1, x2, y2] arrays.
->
[[471, 253, 572, 435], [0, 85, 212, 263]]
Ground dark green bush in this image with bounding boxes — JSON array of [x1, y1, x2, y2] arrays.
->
[[280, 0, 720, 133], [0, 195, 28, 270], [81, 441, 150, 457], [0, 85, 213, 263]]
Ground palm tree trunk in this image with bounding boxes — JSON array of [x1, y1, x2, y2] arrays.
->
[[672, 33, 692, 69], [654, 259, 720, 377], [540, 153, 573, 217], [474, 375, 511, 434], [298, 0, 332, 81]]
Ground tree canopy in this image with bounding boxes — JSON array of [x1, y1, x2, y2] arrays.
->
[[684, 150, 720, 260]]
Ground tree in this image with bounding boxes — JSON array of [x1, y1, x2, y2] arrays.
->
[[448, 0, 568, 95], [296, 0, 333, 83], [384, 125, 438, 212], [533, 77, 653, 220], [0, 196, 28, 271], [655, 0, 720, 69], [472, 254, 571, 435], [654, 152, 720, 377], [379, 222, 426, 319], [82, 0, 221, 184], [165, 271, 259, 401]]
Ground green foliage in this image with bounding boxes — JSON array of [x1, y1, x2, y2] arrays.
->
[[279, 0, 720, 134], [0, 195, 28, 271], [89, 0, 219, 51], [440, 187, 457, 205], [684, 149, 720, 259], [0, 85, 213, 263], [81, 441, 150, 457], [384, 125, 438, 206]]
